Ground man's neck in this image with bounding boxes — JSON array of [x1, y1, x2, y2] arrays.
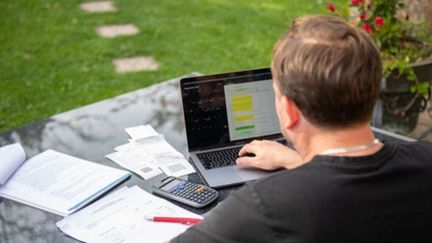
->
[[295, 123, 380, 162]]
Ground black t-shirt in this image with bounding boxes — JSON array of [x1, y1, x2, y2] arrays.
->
[[172, 141, 432, 243]]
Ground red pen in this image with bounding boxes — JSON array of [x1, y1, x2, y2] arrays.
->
[[146, 216, 202, 225]]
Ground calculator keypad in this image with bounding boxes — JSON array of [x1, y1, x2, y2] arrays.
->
[[173, 182, 217, 204]]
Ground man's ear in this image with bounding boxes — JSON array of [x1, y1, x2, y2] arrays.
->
[[281, 96, 300, 129]]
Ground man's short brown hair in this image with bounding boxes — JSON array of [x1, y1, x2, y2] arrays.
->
[[271, 15, 382, 128]]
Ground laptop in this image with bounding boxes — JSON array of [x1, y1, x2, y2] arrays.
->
[[180, 68, 287, 188]]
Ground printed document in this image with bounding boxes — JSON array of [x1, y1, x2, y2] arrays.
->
[[0, 147, 131, 216], [106, 125, 195, 180], [57, 186, 202, 243]]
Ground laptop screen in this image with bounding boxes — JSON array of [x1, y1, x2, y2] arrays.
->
[[181, 68, 281, 150]]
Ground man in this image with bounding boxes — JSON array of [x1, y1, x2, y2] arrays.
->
[[171, 15, 432, 242]]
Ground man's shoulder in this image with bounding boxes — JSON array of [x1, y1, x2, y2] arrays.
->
[[386, 140, 432, 170], [398, 140, 432, 153], [246, 140, 432, 205], [245, 162, 326, 202]]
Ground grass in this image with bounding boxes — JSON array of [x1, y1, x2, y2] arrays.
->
[[0, 0, 327, 132]]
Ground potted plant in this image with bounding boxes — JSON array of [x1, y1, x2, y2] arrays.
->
[[326, 0, 432, 134]]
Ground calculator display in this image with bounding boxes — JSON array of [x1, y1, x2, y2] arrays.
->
[[161, 179, 183, 191]]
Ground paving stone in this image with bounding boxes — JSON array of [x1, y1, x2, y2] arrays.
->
[[80, 1, 116, 13], [113, 56, 159, 73], [96, 24, 139, 38]]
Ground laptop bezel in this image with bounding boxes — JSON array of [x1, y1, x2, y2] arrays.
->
[[180, 68, 283, 152]]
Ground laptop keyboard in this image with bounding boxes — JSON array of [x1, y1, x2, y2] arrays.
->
[[197, 147, 241, 170]]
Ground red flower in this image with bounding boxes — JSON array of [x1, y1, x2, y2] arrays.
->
[[351, 0, 362, 6], [375, 16, 384, 27], [326, 3, 336, 12], [360, 12, 367, 21], [362, 23, 372, 33]]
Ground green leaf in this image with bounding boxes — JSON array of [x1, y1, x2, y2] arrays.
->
[[411, 82, 430, 97]]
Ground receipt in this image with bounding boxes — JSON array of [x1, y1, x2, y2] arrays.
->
[[106, 126, 195, 180]]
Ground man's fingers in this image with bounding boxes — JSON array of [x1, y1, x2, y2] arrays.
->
[[236, 156, 254, 167], [238, 143, 259, 156], [238, 147, 248, 156], [250, 139, 263, 145]]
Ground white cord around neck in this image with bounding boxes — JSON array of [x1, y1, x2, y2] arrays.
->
[[319, 139, 380, 156]]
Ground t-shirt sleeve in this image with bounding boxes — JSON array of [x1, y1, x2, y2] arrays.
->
[[170, 184, 274, 243]]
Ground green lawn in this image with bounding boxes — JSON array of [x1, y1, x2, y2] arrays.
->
[[0, 0, 327, 132]]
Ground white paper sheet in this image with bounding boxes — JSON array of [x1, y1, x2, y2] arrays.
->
[[0, 143, 26, 185], [114, 135, 167, 152], [158, 157, 195, 178], [57, 186, 202, 243], [125, 125, 159, 140], [0, 150, 131, 216], [107, 127, 195, 180], [105, 152, 163, 180]]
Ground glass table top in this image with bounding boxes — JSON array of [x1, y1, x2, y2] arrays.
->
[[0, 73, 430, 242], [0, 74, 229, 243]]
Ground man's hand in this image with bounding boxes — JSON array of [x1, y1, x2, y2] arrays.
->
[[236, 140, 304, 170]]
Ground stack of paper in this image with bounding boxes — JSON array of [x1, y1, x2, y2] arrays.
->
[[0, 143, 131, 216], [57, 185, 201, 243], [106, 125, 195, 180]]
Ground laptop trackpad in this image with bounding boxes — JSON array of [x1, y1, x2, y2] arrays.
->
[[204, 165, 273, 188]]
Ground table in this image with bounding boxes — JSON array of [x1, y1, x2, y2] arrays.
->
[[0, 75, 416, 243], [0, 74, 233, 242]]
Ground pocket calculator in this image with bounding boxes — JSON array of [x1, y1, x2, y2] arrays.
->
[[152, 176, 218, 208]]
